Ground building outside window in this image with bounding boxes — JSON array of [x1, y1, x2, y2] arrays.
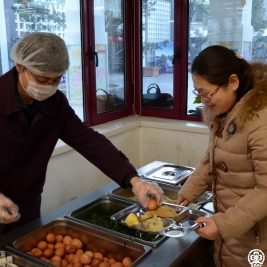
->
[[139, 0, 267, 117]]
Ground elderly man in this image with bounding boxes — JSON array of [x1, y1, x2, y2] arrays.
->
[[0, 32, 163, 235]]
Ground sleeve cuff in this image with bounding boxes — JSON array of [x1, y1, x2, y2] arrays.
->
[[121, 172, 140, 188]]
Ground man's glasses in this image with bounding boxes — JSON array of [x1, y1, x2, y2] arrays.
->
[[26, 68, 62, 86], [192, 86, 220, 102]]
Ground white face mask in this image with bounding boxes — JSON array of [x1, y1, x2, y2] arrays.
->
[[20, 71, 58, 101]]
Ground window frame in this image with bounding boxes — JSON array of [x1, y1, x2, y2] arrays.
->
[[132, 0, 201, 122], [82, 0, 134, 127], [82, 0, 202, 126]]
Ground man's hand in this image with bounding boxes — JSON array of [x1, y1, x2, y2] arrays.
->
[[131, 177, 164, 208], [0, 194, 20, 224]]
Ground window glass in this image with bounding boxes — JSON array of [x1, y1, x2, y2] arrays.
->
[[95, 0, 125, 114], [141, 0, 174, 109], [187, 0, 267, 117], [0, 0, 83, 120]]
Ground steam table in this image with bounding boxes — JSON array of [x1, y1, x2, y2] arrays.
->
[[0, 161, 215, 267]]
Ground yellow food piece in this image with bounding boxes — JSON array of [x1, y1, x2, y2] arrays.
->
[[142, 215, 164, 232], [163, 196, 177, 204], [124, 213, 139, 226], [140, 205, 178, 222]]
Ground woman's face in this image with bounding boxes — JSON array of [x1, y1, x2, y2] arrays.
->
[[192, 74, 238, 115]]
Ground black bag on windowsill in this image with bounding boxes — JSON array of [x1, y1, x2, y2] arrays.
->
[[142, 83, 173, 108]]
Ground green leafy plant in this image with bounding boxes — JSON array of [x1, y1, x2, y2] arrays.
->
[[193, 96, 201, 104]]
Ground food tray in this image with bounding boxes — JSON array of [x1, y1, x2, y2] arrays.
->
[[6, 218, 151, 267], [111, 203, 211, 238], [200, 201, 214, 214], [65, 195, 167, 248], [140, 163, 194, 185], [0, 250, 44, 267], [110, 183, 213, 209]]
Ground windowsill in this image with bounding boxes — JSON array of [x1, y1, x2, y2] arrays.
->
[[52, 115, 208, 157]]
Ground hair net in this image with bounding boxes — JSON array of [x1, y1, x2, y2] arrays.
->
[[10, 32, 69, 78]]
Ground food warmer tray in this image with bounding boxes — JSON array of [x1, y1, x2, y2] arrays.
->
[[110, 183, 213, 209], [6, 218, 152, 267], [140, 163, 194, 185], [0, 249, 46, 267], [64, 195, 167, 248], [111, 203, 211, 238]]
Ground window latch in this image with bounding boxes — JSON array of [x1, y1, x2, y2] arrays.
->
[[90, 46, 99, 67], [172, 46, 180, 64]]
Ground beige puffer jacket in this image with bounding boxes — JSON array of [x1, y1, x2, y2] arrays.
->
[[179, 63, 267, 267]]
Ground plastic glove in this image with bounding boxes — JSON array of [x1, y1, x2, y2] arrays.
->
[[132, 179, 164, 208], [0, 194, 20, 224]]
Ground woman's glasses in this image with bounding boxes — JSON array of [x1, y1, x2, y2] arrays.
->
[[192, 86, 220, 102]]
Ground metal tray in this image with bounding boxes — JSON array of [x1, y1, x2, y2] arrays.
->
[[200, 201, 214, 214], [0, 250, 44, 267], [65, 195, 167, 248], [140, 164, 194, 185], [7, 218, 151, 267], [111, 203, 211, 238], [110, 183, 213, 209]]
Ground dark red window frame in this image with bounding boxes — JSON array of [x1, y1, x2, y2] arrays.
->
[[81, 0, 201, 127]]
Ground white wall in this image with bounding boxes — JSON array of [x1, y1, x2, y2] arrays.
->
[[140, 127, 208, 167], [42, 116, 208, 215]]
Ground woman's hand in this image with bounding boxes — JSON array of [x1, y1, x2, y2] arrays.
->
[[194, 216, 220, 240], [177, 195, 190, 206], [131, 177, 164, 208], [0, 194, 20, 224]]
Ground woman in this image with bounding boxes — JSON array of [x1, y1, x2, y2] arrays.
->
[[178, 45, 267, 267], [0, 32, 163, 235]]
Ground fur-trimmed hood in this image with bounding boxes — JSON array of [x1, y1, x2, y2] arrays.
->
[[203, 62, 267, 130]]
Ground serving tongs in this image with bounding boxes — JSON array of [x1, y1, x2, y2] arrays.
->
[[110, 202, 142, 221]]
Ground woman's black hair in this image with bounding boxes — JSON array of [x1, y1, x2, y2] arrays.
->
[[191, 45, 254, 101]]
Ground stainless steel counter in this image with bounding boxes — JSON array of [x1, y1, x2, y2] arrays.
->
[[0, 161, 215, 267]]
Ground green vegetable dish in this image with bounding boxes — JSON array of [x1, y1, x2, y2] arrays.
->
[[83, 210, 163, 242]]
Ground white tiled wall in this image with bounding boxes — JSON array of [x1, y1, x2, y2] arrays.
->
[[140, 127, 209, 167], [42, 116, 209, 215]]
